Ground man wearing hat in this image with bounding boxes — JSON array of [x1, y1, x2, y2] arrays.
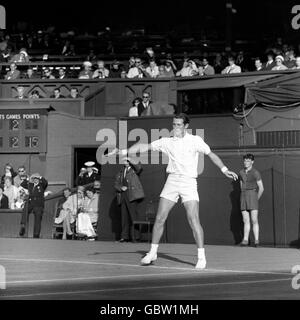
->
[[78, 61, 93, 79], [81, 161, 101, 185], [19, 173, 48, 238]]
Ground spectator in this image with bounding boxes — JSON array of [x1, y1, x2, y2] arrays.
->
[[50, 88, 65, 99], [236, 51, 248, 72], [109, 60, 123, 78], [264, 52, 276, 70], [198, 58, 215, 76], [64, 43, 76, 57], [5, 63, 20, 80], [78, 61, 93, 79], [120, 70, 127, 78], [221, 57, 242, 74], [86, 49, 97, 63], [129, 97, 142, 117], [54, 187, 77, 240], [145, 60, 159, 78], [176, 60, 198, 77], [42, 68, 55, 79], [15, 187, 28, 209], [3, 176, 19, 209], [23, 67, 38, 79], [76, 185, 85, 212], [292, 56, 300, 69], [9, 48, 30, 63], [164, 60, 176, 77], [93, 180, 101, 194], [14, 86, 27, 99], [93, 60, 109, 79], [213, 53, 226, 74], [126, 56, 136, 72], [76, 186, 99, 240], [76, 167, 87, 186], [271, 55, 288, 71], [0, 184, 9, 209], [254, 58, 264, 71], [284, 49, 296, 69], [29, 90, 42, 99], [114, 157, 144, 242], [1, 163, 17, 184], [68, 87, 82, 98], [157, 65, 169, 78], [13, 166, 29, 190], [81, 161, 100, 185], [137, 92, 153, 116], [126, 58, 147, 78], [19, 173, 48, 238], [57, 68, 67, 79]]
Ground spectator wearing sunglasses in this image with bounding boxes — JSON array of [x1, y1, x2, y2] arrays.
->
[[137, 92, 153, 116], [126, 58, 147, 78]]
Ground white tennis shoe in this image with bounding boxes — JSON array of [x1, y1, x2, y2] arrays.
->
[[195, 257, 207, 269], [140, 252, 157, 265]]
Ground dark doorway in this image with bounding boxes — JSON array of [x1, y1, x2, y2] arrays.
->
[[73, 147, 101, 187]]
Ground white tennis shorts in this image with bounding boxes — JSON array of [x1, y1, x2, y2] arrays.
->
[[160, 174, 199, 203]]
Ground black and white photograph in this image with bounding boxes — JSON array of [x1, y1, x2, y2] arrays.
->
[[0, 0, 299, 313]]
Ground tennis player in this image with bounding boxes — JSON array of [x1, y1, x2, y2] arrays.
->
[[107, 113, 238, 269]]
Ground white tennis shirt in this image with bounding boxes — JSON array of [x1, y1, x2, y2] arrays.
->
[[151, 133, 211, 178]]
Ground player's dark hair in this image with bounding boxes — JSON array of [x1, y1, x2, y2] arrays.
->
[[174, 113, 190, 125], [243, 153, 254, 161]]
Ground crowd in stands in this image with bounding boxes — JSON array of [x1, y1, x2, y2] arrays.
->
[[0, 163, 53, 210], [0, 27, 300, 82], [0, 160, 102, 241]]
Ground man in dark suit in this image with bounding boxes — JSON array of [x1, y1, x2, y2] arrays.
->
[[264, 52, 276, 70], [0, 184, 9, 209], [114, 158, 145, 242], [19, 173, 48, 238], [137, 92, 153, 116]]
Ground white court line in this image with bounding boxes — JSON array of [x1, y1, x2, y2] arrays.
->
[[5, 271, 201, 285], [0, 277, 293, 299], [0, 256, 292, 276]]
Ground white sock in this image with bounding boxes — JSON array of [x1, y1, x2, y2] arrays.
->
[[149, 244, 159, 254], [197, 248, 205, 259]]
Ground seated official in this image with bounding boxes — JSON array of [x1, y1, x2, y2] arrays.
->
[[54, 187, 77, 239], [0, 184, 9, 209], [15, 187, 28, 209], [76, 186, 99, 240]]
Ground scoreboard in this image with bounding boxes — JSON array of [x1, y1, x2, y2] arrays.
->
[[0, 108, 48, 153]]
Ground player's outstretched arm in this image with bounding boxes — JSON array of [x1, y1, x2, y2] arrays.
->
[[207, 151, 238, 181], [106, 143, 151, 157]]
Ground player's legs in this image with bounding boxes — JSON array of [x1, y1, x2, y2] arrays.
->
[[141, 197, 175, 265], [183, 200, 206, 269], [152, 197, 175, 244], [183, 200, 203, 247], [241, 210, 250, 244], [250, 210, 259, 244]]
